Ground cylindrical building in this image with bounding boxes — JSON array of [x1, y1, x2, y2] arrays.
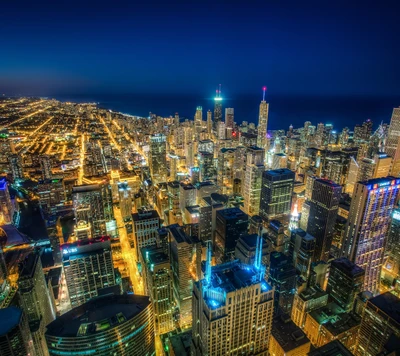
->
[[45, 294, 155, 356]]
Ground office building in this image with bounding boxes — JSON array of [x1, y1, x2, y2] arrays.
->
[[302, 178, 341, 262], [0, 307, 35, 356], [308, 340, 353, 356], [179, 182, 196, 212], [341, 177, 400, 293], [8, 154, 23, 181], [260, 169, 295, 221], [269, 314, 311, 356], [289, 228, 315, 280], [386, 107, 400, 176], [373, 152, 392, 178], [327, 258, 364, 312], [198, 151, 215, 182], [214, 207, 249, 263], [213, 87, 222, 132], [207, 109, 212, 136], [168, 224, 201, 328], [272, 153, 287, 170], [191, 241, 274, 355], [235, 233, 269, 266], [74, 220, 92, 240], [243, 146, 265, 216], [225, 107, 234, 132], [0, 178, 13, 224], [194, 106, 202, 135], [72, 183, 115, 237], [383, 207, 400, 291], [141, 247, 175, 335], [45, 294, 155, 356], [117, 181, 132, 221], [268, 251, 297, 316], [257, 87, 269, 151], [62, 236, 116, 308], [132, 208, 160, 256], [149, 134, 167, 184], [356, 292, 400, 356], [37, 178, 66, 215], [18, 251, 56, 356]]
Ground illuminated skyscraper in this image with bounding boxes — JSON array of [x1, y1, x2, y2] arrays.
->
[[117, 181, 132, 221], [18, 251, 56, 356], [302, 178, 341, 262], [341, 177, 400, 293], [0, 178, 13, 224], [194, 106, 203, 136], [132, 208, 160, 256], [207, 109, 212, 137], [225, 107, 234, 131], [0, 307, 35, 356], [243, 146, 265, 216], [386, 107, 400, 176], [191, 241, 274, 355], [149, 133, 167, 184], [62, 237, 116, 308], [257, 86, 269, 152], [213, 86, 222, 133], [45, 294, 155, 356]]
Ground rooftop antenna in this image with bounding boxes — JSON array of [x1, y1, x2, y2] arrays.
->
[[262, 86, 267, 101], [205, 240, 212, 285], [219, 84, 222, 98]]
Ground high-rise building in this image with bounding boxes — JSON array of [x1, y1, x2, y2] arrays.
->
[[141, 247, 175, 335], [345, 156, 359, 196], [302, 178, 342, 262], [268, 251, 297, 316], [373, 152, 392, 178], [271, 153, 287, 170], [235, 233, 269, 266], [0, 307, 35, 356], [383, 206, 400, 290], [257, 86, 269, 152], [243, 146, 265, 216], [288, 228, 315, 281], [8, 154, 23, 181], [198, 151, 215, 182], [194, 106, 203, 136], [74, 220, 92, 240], [168, 224, 201, 328], [62, 236, 116, 308], [149, 134, 167, 184], [341, 177, 400, 293], [37, 178, 66, 215], [191, 241, 274, 355], [39, 154, 52, 180], [213, 87, 222, 133], [207, 110, 212, 137], [269, 314, 311, 356], [327, 258, 364, 312], [18, 251, 56, 356], [214, 207, 249, 263], [132, 208, 160, 256], [386, 107, 400, 176], [117, 181, 132, 221], [0, 178, 13, 224], [225, 107, 234, 131], [45, 294, 155, 356], [259, 168, 295, 222], [356, 292, 400, 356], [72, 183, 115, 237]]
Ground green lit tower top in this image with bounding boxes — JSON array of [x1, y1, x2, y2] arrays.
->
[[213, 84, 222, 131]]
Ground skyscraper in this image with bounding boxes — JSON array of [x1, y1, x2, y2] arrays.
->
[[225, 107, 234, 132], [213, 86, 222, 133], [132, 208, 160, 256], [207, 109, 212, 137], [0, 178, 13, 224], [356, 292, 400, 356], [303, 178, 342, 262], [62, 236, 116, 308], [257, 86, 269, 152], [0, 307, 35, 356], [45, 294, 155, 356], [191, 241, 274, 355], [327, 258, 365, 312], [259, 168, 295, 222], [149, 133, 167, 184], [386, 107, 400, 176], [194, 106, 203, 136], [117, 181, 132, 221], [18, 251, 56, 356], [341, 177, 400, 293], [243, 146, 265, 216]]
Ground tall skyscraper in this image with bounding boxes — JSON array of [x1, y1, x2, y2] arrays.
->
[[386, 107, 400, 176], [288, 228, 315, 280], [303, 178, 342, 262], [257, 86, 269, 152], [356, 292, 400, 356], [0, 178, 13, 224], [213, 86, 222, 133], [0, 307, 35, 356], [117, 181, 132, 221], [259, 168, 295, 222], [327, 258, 365, 312], [225, 107, 234, 131], [45, 294, 155, 356], [341, 177, 400, 293], [132, 208, 160, 256], [191, 241, 274, 355], [149, 133, 167, 184], [62, 236, 116, 308], [194, 106, 203, 136], [72, 183, 115, 237], [243, 146, 265, 216], [207, 109, 212, 137], [18, 251, 56, 356]]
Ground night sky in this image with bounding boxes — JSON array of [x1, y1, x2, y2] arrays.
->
[[1, 0, 400, 98]]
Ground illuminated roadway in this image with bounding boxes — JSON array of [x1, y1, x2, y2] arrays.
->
[[0, 105, 53, 129]]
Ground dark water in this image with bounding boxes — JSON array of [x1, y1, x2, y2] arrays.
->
[[51, 93, 399, 131]]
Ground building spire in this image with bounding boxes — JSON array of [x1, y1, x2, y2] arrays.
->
[[289, 203, 299, 231], [205, 240, 212, 285], [262, 86, 267, 101]]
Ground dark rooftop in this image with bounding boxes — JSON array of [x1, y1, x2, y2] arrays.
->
[[132, 208, 159, 221], [217, 207, 248, 220], [0, 307, 22, 336], [169, 330, 192, 356], [308, 340, 353, 356], [368, 292, 400, 324], [331, 257, 364, 278]]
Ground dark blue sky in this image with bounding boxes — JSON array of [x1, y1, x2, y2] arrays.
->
[[1, 0, 400, 98]]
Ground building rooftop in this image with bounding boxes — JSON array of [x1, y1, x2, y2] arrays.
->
[[362, 176, 399, 187], [291, 228, 315, 241], [309, 302, 345, 325], [271, 314, 310, 352], [368, 292, 400, 324], [217, 207, 248, 220], [322, 312, 361, 336], [46, 294, 151, 338], [169, 330, 192, 356], [308, 340, 353, 356], [132, 208, 159, 221], [264, 168, 295, 178], [331, 257, 364, 278], [0, 307, 22, 336], [0, 224, 30, 247], [142, 247, 169, 267], [18, 251, 39, 279], [299, 286, 328, 302]]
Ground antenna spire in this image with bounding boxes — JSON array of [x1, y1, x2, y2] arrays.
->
[[262, 86, 267, 101], [205, 240, 212, 285], [219, 84, 221, 98]]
